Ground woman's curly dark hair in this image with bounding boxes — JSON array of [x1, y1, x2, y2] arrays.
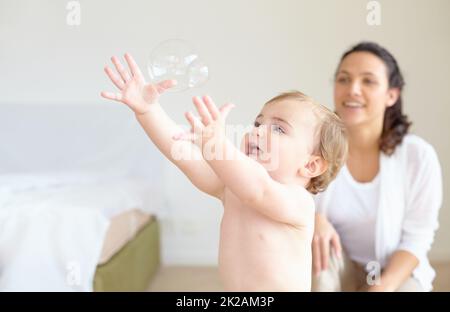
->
[[337, 42, 412, 155]]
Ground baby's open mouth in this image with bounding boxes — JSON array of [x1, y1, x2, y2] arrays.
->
[[247, 141, 262, 156]]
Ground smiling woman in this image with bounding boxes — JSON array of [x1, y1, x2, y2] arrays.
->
[[334, 42, 411, 157], [311, 42, 443, 292]]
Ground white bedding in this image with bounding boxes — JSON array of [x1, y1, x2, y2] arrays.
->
[[0, 175, 164, 291], [0, 104, 166, 291]]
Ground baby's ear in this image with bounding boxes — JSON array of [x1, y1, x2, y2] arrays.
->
[[301, 156, 328, 178]]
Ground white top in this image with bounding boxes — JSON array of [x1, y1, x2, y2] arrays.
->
[[327, 166, 380, 267], [314, 134, 442, 291]]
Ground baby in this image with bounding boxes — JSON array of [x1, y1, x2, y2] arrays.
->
[[101, 53, 348, 291]]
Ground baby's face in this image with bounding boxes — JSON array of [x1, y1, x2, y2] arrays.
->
[[241, 99, 318, 183]]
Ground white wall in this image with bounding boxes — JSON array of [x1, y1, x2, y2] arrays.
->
[[1, 0, 449, 264]]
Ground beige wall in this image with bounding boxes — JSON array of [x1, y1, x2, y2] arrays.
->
[[0, 0, 449, 263]]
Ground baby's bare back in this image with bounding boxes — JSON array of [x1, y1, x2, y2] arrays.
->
[[218, 189, 314, 291]]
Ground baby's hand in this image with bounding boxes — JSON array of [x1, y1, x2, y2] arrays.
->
[[173, 96, 235, 150], [101, 53, 176, 115]]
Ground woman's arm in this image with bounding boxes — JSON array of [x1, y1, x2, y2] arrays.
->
[[366, 250, 418, 292], [312, 212, 342, 276]]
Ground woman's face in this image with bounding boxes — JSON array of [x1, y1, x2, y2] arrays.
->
[[334, 51, 398, 129]]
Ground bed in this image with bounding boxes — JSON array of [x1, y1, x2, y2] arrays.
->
[[0, 104, 166, 291]]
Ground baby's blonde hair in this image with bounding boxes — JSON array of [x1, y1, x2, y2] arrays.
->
[[266, 91, 348, 194]]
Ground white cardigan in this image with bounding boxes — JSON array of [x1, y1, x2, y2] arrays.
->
[[314, 134, 443, 291]]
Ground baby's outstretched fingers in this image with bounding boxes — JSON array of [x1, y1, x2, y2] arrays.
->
[[193, 96, 213, 126], [185, 111, 204, 132], [100, 91, 123, 102], [156, 80, 178, 93], [124, 53, 144, 82], [219, 103, 236, 120], [111, 56, 131, 82], [104, 65, 125, 90], [203, 95, 220, 120]]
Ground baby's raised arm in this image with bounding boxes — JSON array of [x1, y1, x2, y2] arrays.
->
[[178, 95, 313, 226], [210, 139, 313, 226], [101, 53, 224, 199]]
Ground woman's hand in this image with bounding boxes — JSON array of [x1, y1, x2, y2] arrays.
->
[[101, 53, 176, 115], [312, 213, 342, 276]]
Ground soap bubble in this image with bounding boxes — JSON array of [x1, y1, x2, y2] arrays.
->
[[147, 39, 209, 92], [187, 58, 209, 88]]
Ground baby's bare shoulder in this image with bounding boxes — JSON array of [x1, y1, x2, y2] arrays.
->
[[283, 184, 315, 218], [285, 184, 314, 203]]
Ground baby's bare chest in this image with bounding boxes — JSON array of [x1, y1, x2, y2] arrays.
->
[[220, 193, 310, 248]]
